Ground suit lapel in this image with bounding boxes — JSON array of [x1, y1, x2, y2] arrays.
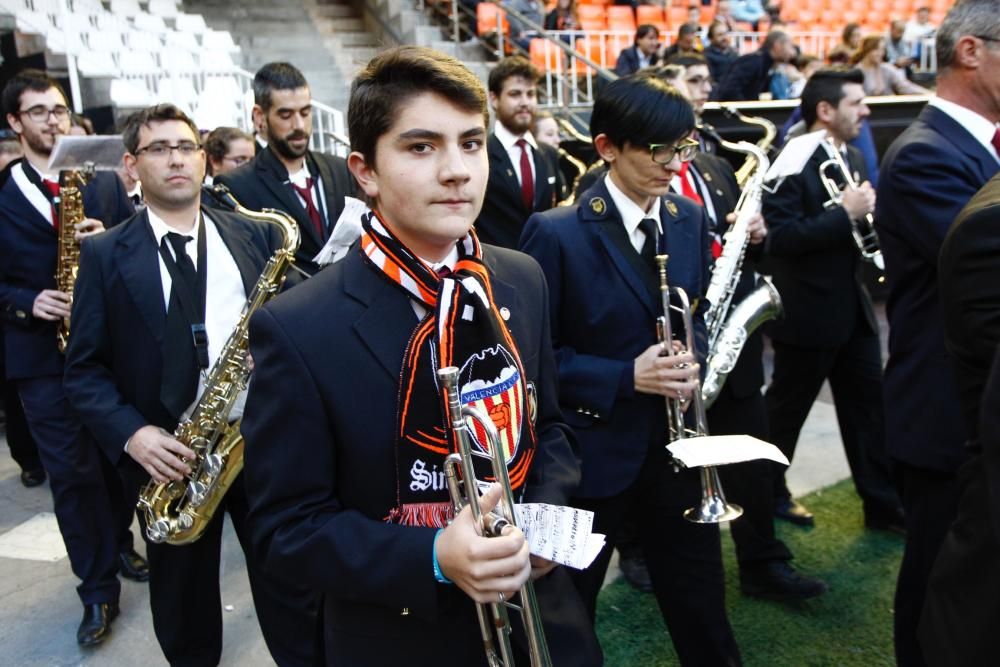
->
[[115, 210, 167, 343], [256, 147, 323, 249], [344, 249, 417, 381], [211, 209, 260, 295], [488, 134, 523, 206], [532, 145, 554, 210], [922, 106, 1000, 182], [4, 165, 59, 236], [309, 152, 342, 231]]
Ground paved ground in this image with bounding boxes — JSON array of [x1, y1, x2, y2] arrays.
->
[[0, 311, 876, 665]]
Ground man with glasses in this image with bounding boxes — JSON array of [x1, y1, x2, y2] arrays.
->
[[0, 69, 142, 647], [63, 103, 317, 666], [876, 1, 1000, 663], [216, 62, 355, 277], [520, 75, 742, 666]]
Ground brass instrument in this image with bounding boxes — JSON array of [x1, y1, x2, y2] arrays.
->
[[697, 125, 783, 407], [818, 136, 885, 275], [720, 106, 776, 188], [556, 147, 587, 207], [439, 366, 552, 667], [656, 255, 742, 524], [139, 184, 301, 544], [55, 167, 95, 352]]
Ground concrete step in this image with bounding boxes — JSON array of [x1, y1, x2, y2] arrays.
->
[[312, 4, 358, 19]]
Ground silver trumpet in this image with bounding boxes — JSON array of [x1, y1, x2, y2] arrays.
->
[[818, 136, 885, 276], [438, 366, 552, 667], [655, 256, 743, 524]]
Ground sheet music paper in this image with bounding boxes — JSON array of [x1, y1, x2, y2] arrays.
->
[[48, 135, 127, 171], [514, 503, 605, 570], [314, 196, 368, 265], [667, 434, 790, 468], [763, 129, 827, 182]]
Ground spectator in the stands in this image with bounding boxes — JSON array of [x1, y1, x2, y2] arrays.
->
[[532, 110, 561, 149], [714, 0, 736, 30], [788, 54, 822, 97], [203, 126, 255, 182], [664, 23, 703, 60], [731, 0, 766, 29], [0, 129, 22, 170], [851, 35, 929, 96], [716, 29, 796, 100], [903, 6, 936, 43], [885, 19, 916, 69], [828, 22, 863, 65], [504, 0, 543, 50], [705, 20, 738, 84], [614, 24, 663, 76], [544, 0, 578, 31], [69, 113, 94, 136]]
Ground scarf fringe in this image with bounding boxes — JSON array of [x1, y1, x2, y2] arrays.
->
[[387, 502, 454, 528]]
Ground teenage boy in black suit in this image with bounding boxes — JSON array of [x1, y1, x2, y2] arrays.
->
[[63, 104, 317, 666], [240, 46, 600, 666]]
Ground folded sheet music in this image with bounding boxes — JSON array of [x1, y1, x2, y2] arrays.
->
[[667, 434, 790, 468], [48, 135, 127, 171], [513, 503, 605, 570], [313, 196, 368, 265], [763, 129, 827, 182]]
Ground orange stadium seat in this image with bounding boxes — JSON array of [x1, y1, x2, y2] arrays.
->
[[530, 38, 564, 73], [636, 5, 665, 28], [574, 37, 606, 73], [666, 7, 688, 26], [477, 3, 509, 36], [578, 4, 607, 30], [607, 5, 636, 31]]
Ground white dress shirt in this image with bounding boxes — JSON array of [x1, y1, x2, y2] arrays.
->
[[604, 173, 663, 254], [287, 162, 329, 228], [412, 246, 460, 320], [493, 121, 538, 188], [11, 161, 59, 225], [928, 96, 1000, 164]]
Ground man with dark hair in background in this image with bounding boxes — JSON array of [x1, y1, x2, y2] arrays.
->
[[216, 61, 355, 276], [614, 24, 664, 76], [716, 30, 797, 100], [63, 103, 317, 666], [476, 56, 564, 249], [875, 1, 1000, 663], [664, 22, 703, 61], [0, 69, 141, 648], [704, 20, 738, 86], [521, 74, 742, 666], [762, 68, 902, 536]]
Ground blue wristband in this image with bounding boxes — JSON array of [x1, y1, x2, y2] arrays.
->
[[432, 528, 453, 584]]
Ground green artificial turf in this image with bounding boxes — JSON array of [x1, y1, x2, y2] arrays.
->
[[595, 479, 904, 666]]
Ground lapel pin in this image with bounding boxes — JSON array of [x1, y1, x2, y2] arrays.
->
[[664, 200, 678, 217], [500, 307, 511, 321], [589, 197, 606, 215], [703, 173, 713, 182], [507, 169, 515, 178], [716, 189, 724, 197]]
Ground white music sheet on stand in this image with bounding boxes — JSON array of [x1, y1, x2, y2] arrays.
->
[[48, 135, 126, 171], [667, 434, 790, 468], [514, 503, 605, 570], [764, 129, 827, 182]]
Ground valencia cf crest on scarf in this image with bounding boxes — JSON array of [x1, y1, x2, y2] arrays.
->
[[357, 210, 537, 529]]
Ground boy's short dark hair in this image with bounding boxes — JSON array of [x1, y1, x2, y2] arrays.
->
[[2, 69, 68, 119], [800, 67, 864, 128], [591, 74, 695, 149], [348, 46, 488, 164], [253, 62, 310, 112], [122, 104, 201, 154], [487, 56, 540, 96], [666, 53, 709, 68]]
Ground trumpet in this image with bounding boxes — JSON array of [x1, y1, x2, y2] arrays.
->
[[655, 255, 742, 524], [438, 366, 552, 667], [818, 137, 885, 275]]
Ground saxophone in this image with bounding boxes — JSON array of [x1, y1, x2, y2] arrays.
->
[[720, 106, 777, 188], [139, 184, 301, 545], [698, 128, 783, 408], [55, 168, 94, 352]]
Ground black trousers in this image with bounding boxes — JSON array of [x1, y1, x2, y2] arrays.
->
[[123, 463, 318, 667], [710, 387, 793, 567], [3, 376, 42, 472], [765, 327, 900, 518], [569, 443, 742, 667], [892, 461, 960, 667], [17, 375, 122, 606]]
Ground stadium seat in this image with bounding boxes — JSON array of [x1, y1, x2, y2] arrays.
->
[[476, 3, 509, 38], [174, 12, 208, 34], [530, 37, 564, 73], [635, 5, 666, 32], [606, 5, 635, 31], [109, 0, 142, 17], [147, 0, 180, 18]]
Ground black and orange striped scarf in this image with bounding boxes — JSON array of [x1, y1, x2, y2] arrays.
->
[[358, 211, 537, 528]]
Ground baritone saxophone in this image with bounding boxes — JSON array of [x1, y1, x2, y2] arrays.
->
[[138, 184, 301, 545]]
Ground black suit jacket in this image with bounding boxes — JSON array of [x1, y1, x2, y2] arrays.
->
[[761, 144, 877, 347], [239, 244, 599, 666], [0, 164, 133, 380], [215, 146, 355, 276], [877, 104, 1000, 472], [63, 207, 284, 469], [475, 133, 564, 249], [715, 48, 774, 102], [613, 45, 659, 76]]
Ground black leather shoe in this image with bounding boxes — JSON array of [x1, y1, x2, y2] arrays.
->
[[619, 553, 653, 593], [740, 561, 828, 601], [774, 498, 815, 527], [118, 549, 149, 582], [77, 602, 119, 647], [19, 468, 46, 487], [865, 509, 906, 536]]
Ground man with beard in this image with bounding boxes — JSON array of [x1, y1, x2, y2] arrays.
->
[[216, 62, 355, 276], [0, 69, 143, 647], [63, 104, 317, 666], [761, 68, 902, 534], [476, 56, 564, 249]]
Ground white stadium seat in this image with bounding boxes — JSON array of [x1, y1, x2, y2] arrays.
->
[[174, 12, 208, 34]]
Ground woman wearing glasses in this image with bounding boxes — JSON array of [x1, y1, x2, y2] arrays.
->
[[202, 126, 255, 183]]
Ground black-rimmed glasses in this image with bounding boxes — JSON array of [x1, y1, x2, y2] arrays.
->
[[649, 139, 699, 165], [134, 141, 203, 158]]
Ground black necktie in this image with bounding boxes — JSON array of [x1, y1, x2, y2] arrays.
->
[[639, 217, 658, 267], [160, 233, 200, 419]]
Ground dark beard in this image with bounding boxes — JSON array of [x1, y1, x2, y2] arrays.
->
[[268, 130, 310, 161], [22, 127, 55, 158], [500, 111, 533, 135]]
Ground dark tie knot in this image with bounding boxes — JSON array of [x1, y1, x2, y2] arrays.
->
[[165, 232, 193, 257], [639, 217, 657, 240]]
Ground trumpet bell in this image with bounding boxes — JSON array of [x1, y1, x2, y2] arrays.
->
[[683, 468, 743, 524]]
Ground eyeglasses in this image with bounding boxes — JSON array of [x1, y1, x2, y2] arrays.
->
[[18, 105, 70, 123], [649, 139, 699, 165], [134, 141, 203, 158], [222, 154, 251, 166]]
